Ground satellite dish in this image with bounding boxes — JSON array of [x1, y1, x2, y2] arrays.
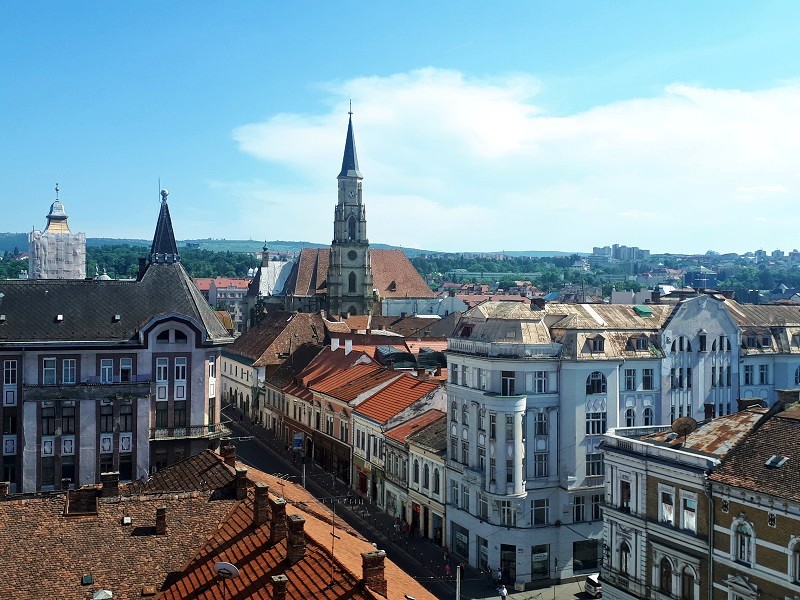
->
[[671, 417, 697, 444], [214, 562, 240, 580]]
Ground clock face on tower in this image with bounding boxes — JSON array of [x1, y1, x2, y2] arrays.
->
[[348, 191, 355, 198], [348, 250, 358, 261]]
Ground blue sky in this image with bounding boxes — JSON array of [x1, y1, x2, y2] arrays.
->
[[2, 2, 800, 253]]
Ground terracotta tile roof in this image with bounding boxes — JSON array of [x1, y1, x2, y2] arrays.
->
[[124, 449, 236, 494], [355, 374, 441, 424], [709, 408, 800, 502], [371, 249, 434, 299], [283, 346, 376, 401], [284, 248, 330, 297], [211, 277, 251, 290], [225, 311, 325, 366], [0, 489, 236, 598], [385, 409, 446, 443], [312, 365, 401, 403], [194, 277, 213, 292], [345, 314, 372, 331]]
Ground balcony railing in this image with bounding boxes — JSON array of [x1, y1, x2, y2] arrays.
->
[[151, 424, 230, 441], [447, 338, 558, 358], [24, 380, 153, 401]]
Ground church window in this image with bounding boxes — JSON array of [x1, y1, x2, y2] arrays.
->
[[348, 272, 357, 293], [348, 216, 357, 240]]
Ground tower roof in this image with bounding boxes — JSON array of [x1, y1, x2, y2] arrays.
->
[[149, 189, 179, 264], [44, 200, 71, 234], [338, 113, 362, 179]]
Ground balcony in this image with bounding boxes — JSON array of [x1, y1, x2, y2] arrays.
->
[[24, 378, 152, 401], [150, 424, 230, 441], [447, 339, 558, 359], [602, 568, 648, 599]]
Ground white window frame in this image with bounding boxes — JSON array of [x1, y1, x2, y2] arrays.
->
[[658, 484, 676, 526], [681, 491, 698, 533], [42, 357, 57, 385], [62, 358, 76, 385]]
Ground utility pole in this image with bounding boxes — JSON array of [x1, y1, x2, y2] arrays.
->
[[455, 564, 461, 600]]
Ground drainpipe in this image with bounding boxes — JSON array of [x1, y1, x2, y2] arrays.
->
[[705, 474, 713, 600]]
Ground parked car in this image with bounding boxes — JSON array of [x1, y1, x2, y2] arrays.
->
[[585, 573, 602, 597]]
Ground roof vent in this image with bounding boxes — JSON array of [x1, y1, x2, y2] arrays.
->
[[0, 314, 5, 322], [55, 314, 64, 322], [765, 454, 789, 469], [113, 314, 121, 322], [121, 515, 132, 526]]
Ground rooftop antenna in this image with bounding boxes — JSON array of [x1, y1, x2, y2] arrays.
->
[[671, 416, 697, 446], [214, 561, 240, 600], [349, 98, 352, 116], [55, 183, 59, 200]]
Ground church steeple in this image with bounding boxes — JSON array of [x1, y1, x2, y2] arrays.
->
[[149, 189, 180, 264], [338, 112, 362, 179]]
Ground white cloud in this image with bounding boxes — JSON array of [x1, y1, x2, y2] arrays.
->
[[231, 69, 800, 253]]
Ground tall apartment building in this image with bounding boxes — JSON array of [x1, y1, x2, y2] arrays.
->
[[0, 190, 231, 492]]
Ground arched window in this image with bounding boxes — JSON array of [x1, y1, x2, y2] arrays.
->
[[423, 464, 430, 488], [681, 567, 695, 600], [711, 339, 717, 351], [413, 459, 420, 484], [625, 408, 636, 427], [174, 330, 187, 344], [735, 522, 753, 564], [348, 215, 357, 240], [348, 305, 357, 316], [643, 407, 654, 426], [659, 557, 673, 593], [451, 400, 458, 421], [433, 468, 440, 494], [348, 271, 357, 293], [795, 366, 800, 386], [462, 403, 469, 425], [239, 391, 243, 407], [619, 541, 631, 574], [671, 339, 677, 352], [156, 329, 170, 344], [586, 372, 607, 394]]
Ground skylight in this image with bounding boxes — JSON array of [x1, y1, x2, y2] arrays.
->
[[765, 454, 789, 469]]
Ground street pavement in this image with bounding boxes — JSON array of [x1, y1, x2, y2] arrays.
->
[[221, 406, 593, 600]]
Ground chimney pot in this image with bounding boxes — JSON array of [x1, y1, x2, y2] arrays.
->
[[286, 514, 306, 564], [100, 471, 120, 497], [235, 467, 248, 500], [270, 574, 288, 600], [361, 549, 387, 596], [269, 496, 287, 545], [253, 482, 270, 527], [221, 444, 237, 467], [155, 506, 167, 535]]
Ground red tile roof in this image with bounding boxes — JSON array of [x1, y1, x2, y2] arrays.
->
[[355, 374, 441, 424], [313, 365, 401, 403], [283, 346, 375, 401], [226, 311, 325, 366], [385, 409, 446, 442]]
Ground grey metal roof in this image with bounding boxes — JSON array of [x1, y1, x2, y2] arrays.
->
[[0, 262, 231, 345], [338, 114, 362, 179], [149, 192, 179, 264]]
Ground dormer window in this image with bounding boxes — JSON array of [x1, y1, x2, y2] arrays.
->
[[588, 336, 605, 353], [175, 330, 188, 344], [156, 330, 170, 344]]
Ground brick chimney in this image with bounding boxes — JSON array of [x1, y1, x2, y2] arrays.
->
[[286, 514, 306, 564], [220, 444, 237, 467], [269, 497, 287, 545], [361, 550, 387, 596], [253, 482, 270, 527], [235, 467, 248, 500], [270, 574, 288, 600], [0, 481, 9, 496], [155, 506, 167, 535], [100, 471, 120, 497]]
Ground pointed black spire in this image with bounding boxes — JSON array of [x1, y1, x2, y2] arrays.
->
[[338, 112, 362, 179], [149, 189, 180, 264]]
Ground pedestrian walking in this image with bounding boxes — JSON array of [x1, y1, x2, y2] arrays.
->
[[495, 567, 502, 586], [498, 583, 508, 598]]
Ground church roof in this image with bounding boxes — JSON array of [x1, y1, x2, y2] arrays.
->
[[281, 248, 433, 300], [149, 190, 179, 264], [339, 113, 362, 179]]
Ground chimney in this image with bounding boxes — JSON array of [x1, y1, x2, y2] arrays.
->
[[286, 514, 307, 564], [0, 481, 9, 496], [235, 467, 248, 500], [61, 477, 72, 491], [737, 397, 766, 412], [220, 444, 236, 467], [361, 550, 387, 596], [269, 496, 287, 545], [651, 290, 661, 304], [344, 339, 352, 355], [253, 482, 270, 527], [100, 471, 120, 497], [331, 338, 340, 351], [270, 574, 288, 600], [155, 506, 167, 535]]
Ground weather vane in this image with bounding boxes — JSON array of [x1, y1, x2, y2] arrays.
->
[[55, 183, 59, 200], [349, 98, 353, 116]]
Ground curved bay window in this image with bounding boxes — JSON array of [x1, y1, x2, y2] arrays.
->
[[586, 372, 607, 394]]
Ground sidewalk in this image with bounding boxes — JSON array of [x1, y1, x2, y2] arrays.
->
[[221, 406, 588, 600]]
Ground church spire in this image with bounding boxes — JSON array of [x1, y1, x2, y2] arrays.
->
[[149, 189, 179, 264], [338, 110, 362, 179]]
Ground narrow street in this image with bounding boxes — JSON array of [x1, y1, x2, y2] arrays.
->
[[220, 407, 591, 600]]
